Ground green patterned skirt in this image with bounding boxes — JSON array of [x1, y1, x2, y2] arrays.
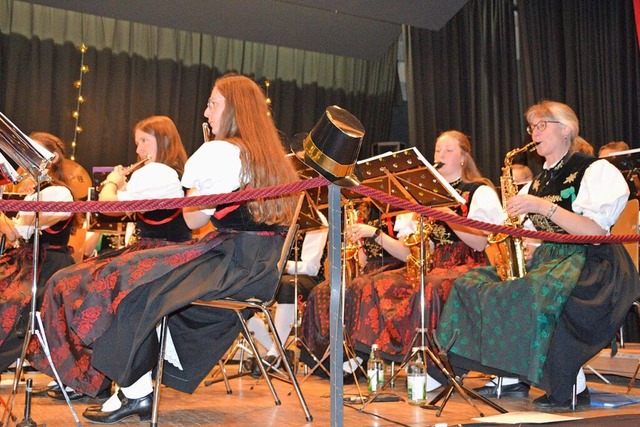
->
[[436, 243, 586, 385]]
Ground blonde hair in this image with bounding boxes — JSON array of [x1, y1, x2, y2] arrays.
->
[[525, 100, 579, 152], [574, 136, 594, 156], [213, 74, 299, 225]]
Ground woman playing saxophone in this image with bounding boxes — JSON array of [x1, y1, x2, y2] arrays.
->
[[488, 141, 538, 280], [437, 100, 639, 410], [299, 131, 503, 385]]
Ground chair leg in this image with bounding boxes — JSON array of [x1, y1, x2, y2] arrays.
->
[[235, 311, 281, 405], [262, 307, 313, 422], [150, 315, 168, 427]]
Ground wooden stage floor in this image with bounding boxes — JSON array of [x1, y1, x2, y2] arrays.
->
[[1, 363, 639, 426]]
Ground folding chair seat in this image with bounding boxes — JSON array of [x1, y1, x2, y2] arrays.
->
[[150, 194, 312, 425]]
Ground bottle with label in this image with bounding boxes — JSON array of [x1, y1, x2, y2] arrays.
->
[[367, 344, 385, 392], [406, 347, 427, 405]]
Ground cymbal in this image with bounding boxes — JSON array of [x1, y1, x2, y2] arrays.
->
[[61, 158, 92, 200]]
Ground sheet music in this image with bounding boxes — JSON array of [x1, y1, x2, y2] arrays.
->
[[357, 147, 466, 206]]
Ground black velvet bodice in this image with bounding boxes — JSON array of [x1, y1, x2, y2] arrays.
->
[[527, 152, 597, 233]]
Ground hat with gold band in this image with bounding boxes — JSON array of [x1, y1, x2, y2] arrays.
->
[[299, 105, 364, 187]]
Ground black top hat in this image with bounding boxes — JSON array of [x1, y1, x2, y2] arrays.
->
[[298, 105, 365, 187]]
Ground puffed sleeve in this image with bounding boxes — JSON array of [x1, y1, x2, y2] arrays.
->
[[573, 159, 629, 232], [118, 163, 184, 200], [467, 185, 503, 225], [181, 140, 243, 216], [14, 186, 73, 240]]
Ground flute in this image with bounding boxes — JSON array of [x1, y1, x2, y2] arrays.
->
[[122, 154, 152, 176], [202, 122, 212, 141], [97, 155, 151, 192]]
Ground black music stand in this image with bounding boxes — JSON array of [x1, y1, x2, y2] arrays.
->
[[0, 112, 83, 426], [355, 148, 506, 416], [603, 147, 640, 200]]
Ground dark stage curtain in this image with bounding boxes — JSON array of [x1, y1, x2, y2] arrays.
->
[[0, 0, 396, 175], [519, 0, 640, 154], [406, 0, 522, 184], [406, 0, 640, 185]]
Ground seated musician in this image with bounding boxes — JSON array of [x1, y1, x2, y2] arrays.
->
[[340, 131, 502, 388], [28, 115, 191, 401], [435, 100, 640, 410], [0, 132, 78, 372], [300, 131, 502, 386]]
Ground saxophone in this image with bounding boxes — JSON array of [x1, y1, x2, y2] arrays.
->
[[343, 202, 361, 281], [403, 219, 435, 281], [487, 141, 538, 280]]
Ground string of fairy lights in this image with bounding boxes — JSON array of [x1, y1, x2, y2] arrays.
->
[[265, 79, 271, 116], [69, 48, 272, 157], [70, 44, 89, 161]]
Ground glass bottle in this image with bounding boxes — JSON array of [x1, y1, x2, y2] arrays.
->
[[406, 347, 427, 405], [367, 344, 385, 392]]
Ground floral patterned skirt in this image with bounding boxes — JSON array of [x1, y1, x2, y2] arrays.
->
[[28, 237, 196, 396], [0, 244, 74, 371], [347, 241, 487, 362]]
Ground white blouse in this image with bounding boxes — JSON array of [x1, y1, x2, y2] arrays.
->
[[468, 184, 503, 226], [181, 140, 242, 216], [14, 185, 73, 240], [117, 162, 184, 201], [521, 158, 629, 233]]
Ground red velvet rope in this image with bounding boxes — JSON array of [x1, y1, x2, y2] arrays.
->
[[3, 177, 639, 244]]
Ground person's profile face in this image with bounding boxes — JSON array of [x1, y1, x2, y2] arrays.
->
[[134, 129, 158, 163], [204, 87, 226, 137]]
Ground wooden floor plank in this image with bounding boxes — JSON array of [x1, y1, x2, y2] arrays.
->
[[2, 366, 639, 426]]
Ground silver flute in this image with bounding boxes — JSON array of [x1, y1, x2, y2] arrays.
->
[[202, 122, 212, 141]]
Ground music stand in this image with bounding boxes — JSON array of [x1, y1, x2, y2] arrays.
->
[[0, 112, 83, 426], [354, 148, 505, 416]]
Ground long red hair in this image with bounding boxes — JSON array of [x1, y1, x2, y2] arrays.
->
[[213, 74, 299, 225]]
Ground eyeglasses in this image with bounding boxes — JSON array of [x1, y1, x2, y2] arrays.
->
[[205, 97, 225, 109], [526, 120, 560, 135]]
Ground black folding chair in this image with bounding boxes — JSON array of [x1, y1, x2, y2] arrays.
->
[[150, 194, 312, 425]]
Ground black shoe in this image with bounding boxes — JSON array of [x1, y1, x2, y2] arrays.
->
[[533, 388, 590, 411], [47, 385, 111, 402], [242, 357, 254, 372], [33, 383, 59, 397], [252, 355, 278, 379], [474, 381, 531, 398], [82, 390, 152, 424], [47, 387, 86, 401]]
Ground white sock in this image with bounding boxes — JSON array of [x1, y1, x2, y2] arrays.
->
[[426, 374, 442, 392], [121, 371, 153, 399], [483, 376, 519, 387], [247, 316, 272, 352], [100, 386, 122, 412], [575, 368, 586, 394], [343, 357, 363, 374], [267, 304, 296, 358]]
